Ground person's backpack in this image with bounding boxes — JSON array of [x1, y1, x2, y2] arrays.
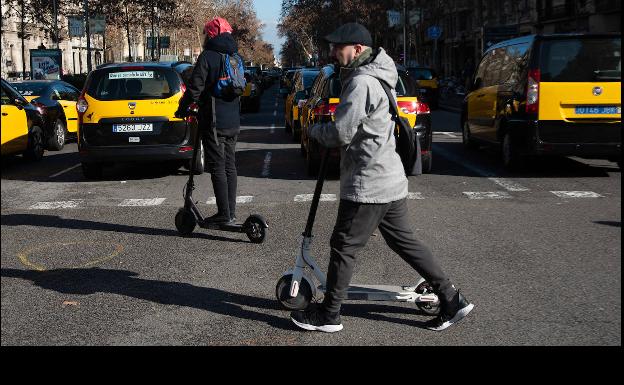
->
[[212, 53, 246, 102], [378, 79, 422, 176]]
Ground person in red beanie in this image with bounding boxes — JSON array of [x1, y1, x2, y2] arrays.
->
[[177, 17, 243, 225]]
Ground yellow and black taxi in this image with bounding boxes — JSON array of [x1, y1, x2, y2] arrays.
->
[[283, 68, 319, 141], [77, 61, 200, 179], [1, 78, 46, 161], [408, 66, 439, 109], [462, 33, 621, 170], [300, 64, 432, 175], [10, 80, 81, 151]]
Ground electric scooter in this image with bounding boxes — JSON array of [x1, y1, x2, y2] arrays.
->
[[175, 110, 268, 243], [275, 148, 440, 315]]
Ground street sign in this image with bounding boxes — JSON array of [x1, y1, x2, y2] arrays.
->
[[387, 10, 401, 28], [427, 26, 442, 40], [30, 49, 62, 80], [68, 16, 85, 38], [89, 15, 106, 35]]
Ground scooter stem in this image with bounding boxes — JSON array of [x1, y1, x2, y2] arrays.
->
[[303, 148, 332, 238]]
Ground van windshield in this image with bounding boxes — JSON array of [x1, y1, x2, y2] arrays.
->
[[87, 68, 181, 100], [540, 37, 621, 82]]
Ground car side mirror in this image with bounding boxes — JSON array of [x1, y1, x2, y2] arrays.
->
[[14, 98, 25, 109]]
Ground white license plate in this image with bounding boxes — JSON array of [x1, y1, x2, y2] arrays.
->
[[129, 137, 140, 143], [113, 123, 153, 133]]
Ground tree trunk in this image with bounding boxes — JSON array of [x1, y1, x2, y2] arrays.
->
[[21, 0, 26, 79], [125, 4, 133, 61]]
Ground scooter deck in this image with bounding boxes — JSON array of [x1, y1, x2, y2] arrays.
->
[[326, 284, 418, 301]]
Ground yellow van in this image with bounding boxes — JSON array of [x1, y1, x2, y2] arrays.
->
[[77, 61, 201, 179], [462, 34, 621, 170]]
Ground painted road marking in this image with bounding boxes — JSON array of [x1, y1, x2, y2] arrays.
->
[[408, 192, 425, 200], [49, 163, 81, 179], [270, 123, 275, 134], [294, 194, 337, 202], [463, 192, 513, 200], [29, 200, 83, 210], [551, 191, 604, 198], [262, 152, 272, 177], [119, 198, 166, 207], [207, 196, 254, 205], [488, 178, 530, 192]]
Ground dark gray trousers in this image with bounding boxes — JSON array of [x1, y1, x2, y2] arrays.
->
[[321, 198, 456, 314]]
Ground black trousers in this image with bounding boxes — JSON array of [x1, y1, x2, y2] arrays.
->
[[204, 131, 238, 219], [321, 199, 457, 314]]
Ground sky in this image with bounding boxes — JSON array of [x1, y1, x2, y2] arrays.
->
[[252, 0, 285, 60]]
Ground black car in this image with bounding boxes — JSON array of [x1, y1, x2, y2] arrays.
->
[[10, 80, 81, 151]]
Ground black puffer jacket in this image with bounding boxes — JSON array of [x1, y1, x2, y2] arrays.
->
[[184, 33, 241, 137]]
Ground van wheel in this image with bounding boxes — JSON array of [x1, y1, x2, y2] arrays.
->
[[24, 126, 45, 161], [82, 162, 103, 180], [48, 119, 67, 151], [462, 121, 478, 149], [422, 152, 433, 174], [502, 132, 524, 171]]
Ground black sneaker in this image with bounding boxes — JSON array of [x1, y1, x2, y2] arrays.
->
[[203, 214, 233, 225], [425, 291, 474, 332], [291, 306, 343, 333]]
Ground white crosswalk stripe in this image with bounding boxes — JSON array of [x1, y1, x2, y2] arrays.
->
[[294, 194, 337, 202], [407, 192, 425, 200], [463, 192, 513, 200], [551, 191, 604, 198], [207, 196, 254, 205], [488, 178, 530, 192], [119, 198, 166, 207], [29, 200, 83, 210]]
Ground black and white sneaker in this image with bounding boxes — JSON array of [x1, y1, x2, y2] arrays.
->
[[425, 291, 474, 332], [291, 306, 344, 333]]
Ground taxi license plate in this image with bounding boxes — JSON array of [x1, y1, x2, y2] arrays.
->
[[575, 106, 621, 115], [113, 123, 154, 133]]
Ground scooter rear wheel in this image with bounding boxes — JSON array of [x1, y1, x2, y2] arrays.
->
[[276, 274, 312, 311], [175, 208, 197, 236], [415, 278, 441, 316], [245, 217, 267, 244]]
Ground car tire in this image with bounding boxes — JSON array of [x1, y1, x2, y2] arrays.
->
[[82, 162, 103, 180], [48, 119, 67, 151], [23, 125, 45, 161], [422, 152, 433, 174], [192, 138, 205, 175], [292, 120, 301, 142], [462, 121, 478, 150], [502, 131, 524, 172]]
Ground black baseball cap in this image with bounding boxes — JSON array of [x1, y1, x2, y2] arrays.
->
[[324, 23, 373, 47]]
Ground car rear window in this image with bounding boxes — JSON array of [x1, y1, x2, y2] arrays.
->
[[87, 68, 181, 100], [539, 37, 621, 82], [11, 82, 49, 96], [324, 72, 414, 98]]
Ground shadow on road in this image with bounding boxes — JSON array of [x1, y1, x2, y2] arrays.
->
[[0, 213, 248, 243]]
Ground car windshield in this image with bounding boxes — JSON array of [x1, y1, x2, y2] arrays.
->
[[409, 68, 436, 80], [397, 72, 417, 96], [11, 82, 50, 96], [540, 37, 621, 82], [87, 68, 181, 100]]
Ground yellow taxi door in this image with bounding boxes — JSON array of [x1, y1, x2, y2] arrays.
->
[[59, 85, 79, 133], [1, 91, 29, 155]]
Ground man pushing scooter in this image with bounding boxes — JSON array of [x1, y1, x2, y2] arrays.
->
[[290, 23, 474, 333]]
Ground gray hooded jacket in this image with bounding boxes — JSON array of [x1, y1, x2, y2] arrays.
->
[[308, 48, 408, 204]]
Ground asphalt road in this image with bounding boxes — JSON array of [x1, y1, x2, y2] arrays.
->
[[1, 85, 621, 346]]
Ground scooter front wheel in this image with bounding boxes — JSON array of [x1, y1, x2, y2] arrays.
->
[[276, 274, 312, 311], [244, 217, 267, 244], [415, 278, 441, 316], [175, 208, 197, 236]]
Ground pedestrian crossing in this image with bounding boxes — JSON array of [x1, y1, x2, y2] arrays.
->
[[23, 190, 608, 210]]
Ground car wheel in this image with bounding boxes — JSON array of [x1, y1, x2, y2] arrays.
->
[[24, 125, 45, 161], [462, 121, 478, 150], [502, 131, 524, 171], [82, 162, 103, 180], [48, 119, 67, 151], [292, 120, 301, 142], [422, 152, 433, 174]]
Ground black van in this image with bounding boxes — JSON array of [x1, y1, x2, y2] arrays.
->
[[461, 34, 621, 170]]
